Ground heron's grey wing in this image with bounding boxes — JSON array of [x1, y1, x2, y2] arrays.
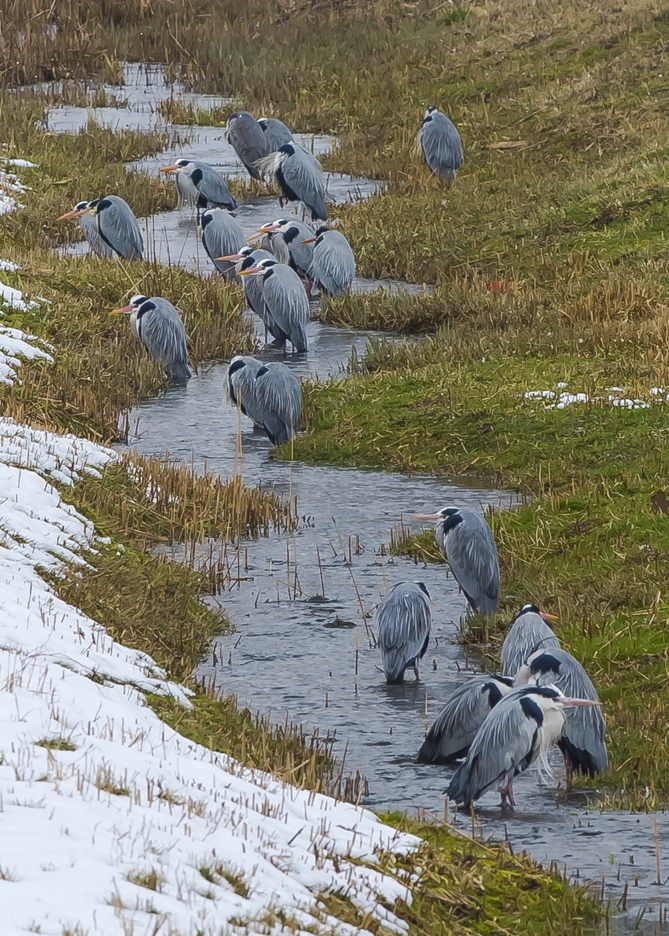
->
[[199, 166, 236, 210], [418, 676, 510, 763], [228, 115, 268, 178], [295, 143, 324, 175], [421, 113, 463, 180], [265, 118, 293, 151], [99, 197, 143, 260], [446, 514, 499, 614], [80, 212, 114, 257], [501, 619, 560, 677], [447, 695, 537, 806], [270, 234, 291, 266], [263, 266, 309, 352], [533, 650, 608, 775], [311, 232, 355, 294], [137, 300, 190, 381], [377, 586, 431, 683], [255, 365, 302, 445], [203, 213, 246, 276], [282, 152, 328, 221]]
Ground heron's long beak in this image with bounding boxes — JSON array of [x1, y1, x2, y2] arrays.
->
[[56, 208, 87, 221], [540, 612, 559, 622], [217, 253, 245, 261], [160, 165, 179, 173], [236, 266, 263, 276], [560, 697, 601, 707], [412, 513, 442, 521], [302, 237, 316, 244], [110, 305, 134, 315]]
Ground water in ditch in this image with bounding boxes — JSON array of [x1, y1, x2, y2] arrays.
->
[[41, 60, 669, 933]]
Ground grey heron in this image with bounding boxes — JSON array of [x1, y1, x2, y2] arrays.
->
[[225, 111, 268, 180], [253, 219, 314, 279], [217, 247, 281, 343], [303, 226, 356, 295], [413, 507, 500, 615], [258, 117, 293, 151], [446, 685, 601, 808], [254, 362, 303, 445], [226, 355, 264, 428], [377, 581, 432, 684], [238, 258, 309, 353], [111, 294, 191, 382], [255, 142, 328, 221], [61, 196, 143, 260], [417, 674, 513, 764], [56, 201, 114, 258], [501, 604, 561, 678], [515, 648, 608, 776], [200, 209, 246, 279], [417, 106, 464, 182], [161, 160, 236, 213]]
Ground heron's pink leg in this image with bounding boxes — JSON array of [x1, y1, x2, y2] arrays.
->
[[499, 773, 515, 806]]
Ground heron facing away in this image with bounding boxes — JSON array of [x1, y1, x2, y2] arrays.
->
[[377, 581, 432, 684], [161, 160, 236, 212], [417, 106, 464, 182], [253, 219, 314, 279], [446, 685, 601, 808], [200, 209, 246, 279], [303, 226, 356, 295], [255, 142, 327, 221], [111, 295, 191, 382], [515, 648, 608, 776], [60, 196, 143, 260], [501, 604, 561, 678], [417, 674, 513, 764], [254, 362, 303, 445], [413, 507, 500, 615], [225, 111, 268, 179], [258, 117, 293, 152], [238, 258, 309, 353], [56, 201, 114, 258]]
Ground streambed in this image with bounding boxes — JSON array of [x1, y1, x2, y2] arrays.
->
[[42, 62, 669, 933]]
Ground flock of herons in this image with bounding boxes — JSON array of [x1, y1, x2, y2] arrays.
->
[[56, 106, 606, 810]]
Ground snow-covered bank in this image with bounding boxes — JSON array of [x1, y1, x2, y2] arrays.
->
[[0, 418, 417, 936]]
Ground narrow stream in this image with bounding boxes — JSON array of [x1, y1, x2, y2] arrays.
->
[[42, 62, 669, 933]]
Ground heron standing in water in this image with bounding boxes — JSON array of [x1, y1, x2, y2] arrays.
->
[[377, 581, 432, 684], [446, 685, 601, 808], [303, 226, 356, 295], [501, 604, 560, 678], [226, 111, 268, 179], [238, 257, 309, 353], [255, 142, 328, 221]]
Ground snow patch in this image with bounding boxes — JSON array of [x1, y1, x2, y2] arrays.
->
[[0, 421, 418, 935], [524, 386, 653, 410], [0, 326, 53, 384]]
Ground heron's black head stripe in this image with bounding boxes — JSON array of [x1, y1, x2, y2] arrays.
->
[[516, 604, 541, 618], [485, 681, 503, 707], [228, 358, 247, 377], [282, 226, 301, 243], [201, 212, 213, 229], [74, 201, 88, 210], [519, 695, 544, 726], [191, 168, 203, 186], [136, 300, 156, 321], [263, 267, 275, 281], [278, 142, 296, 156], [442, 512, 463, 535], [256, 366, 269, 378], [240, 255, 256, 270], [530, 653, 561, 676], [97, 198, 112, 211], [422, 115, 433, 125], [227, 112, 239, 121], [315, 235, 325, 247], [416, 582, 430, 598]]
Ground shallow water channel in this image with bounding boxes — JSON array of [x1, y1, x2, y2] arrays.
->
[[42, 62, 669, 931]]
